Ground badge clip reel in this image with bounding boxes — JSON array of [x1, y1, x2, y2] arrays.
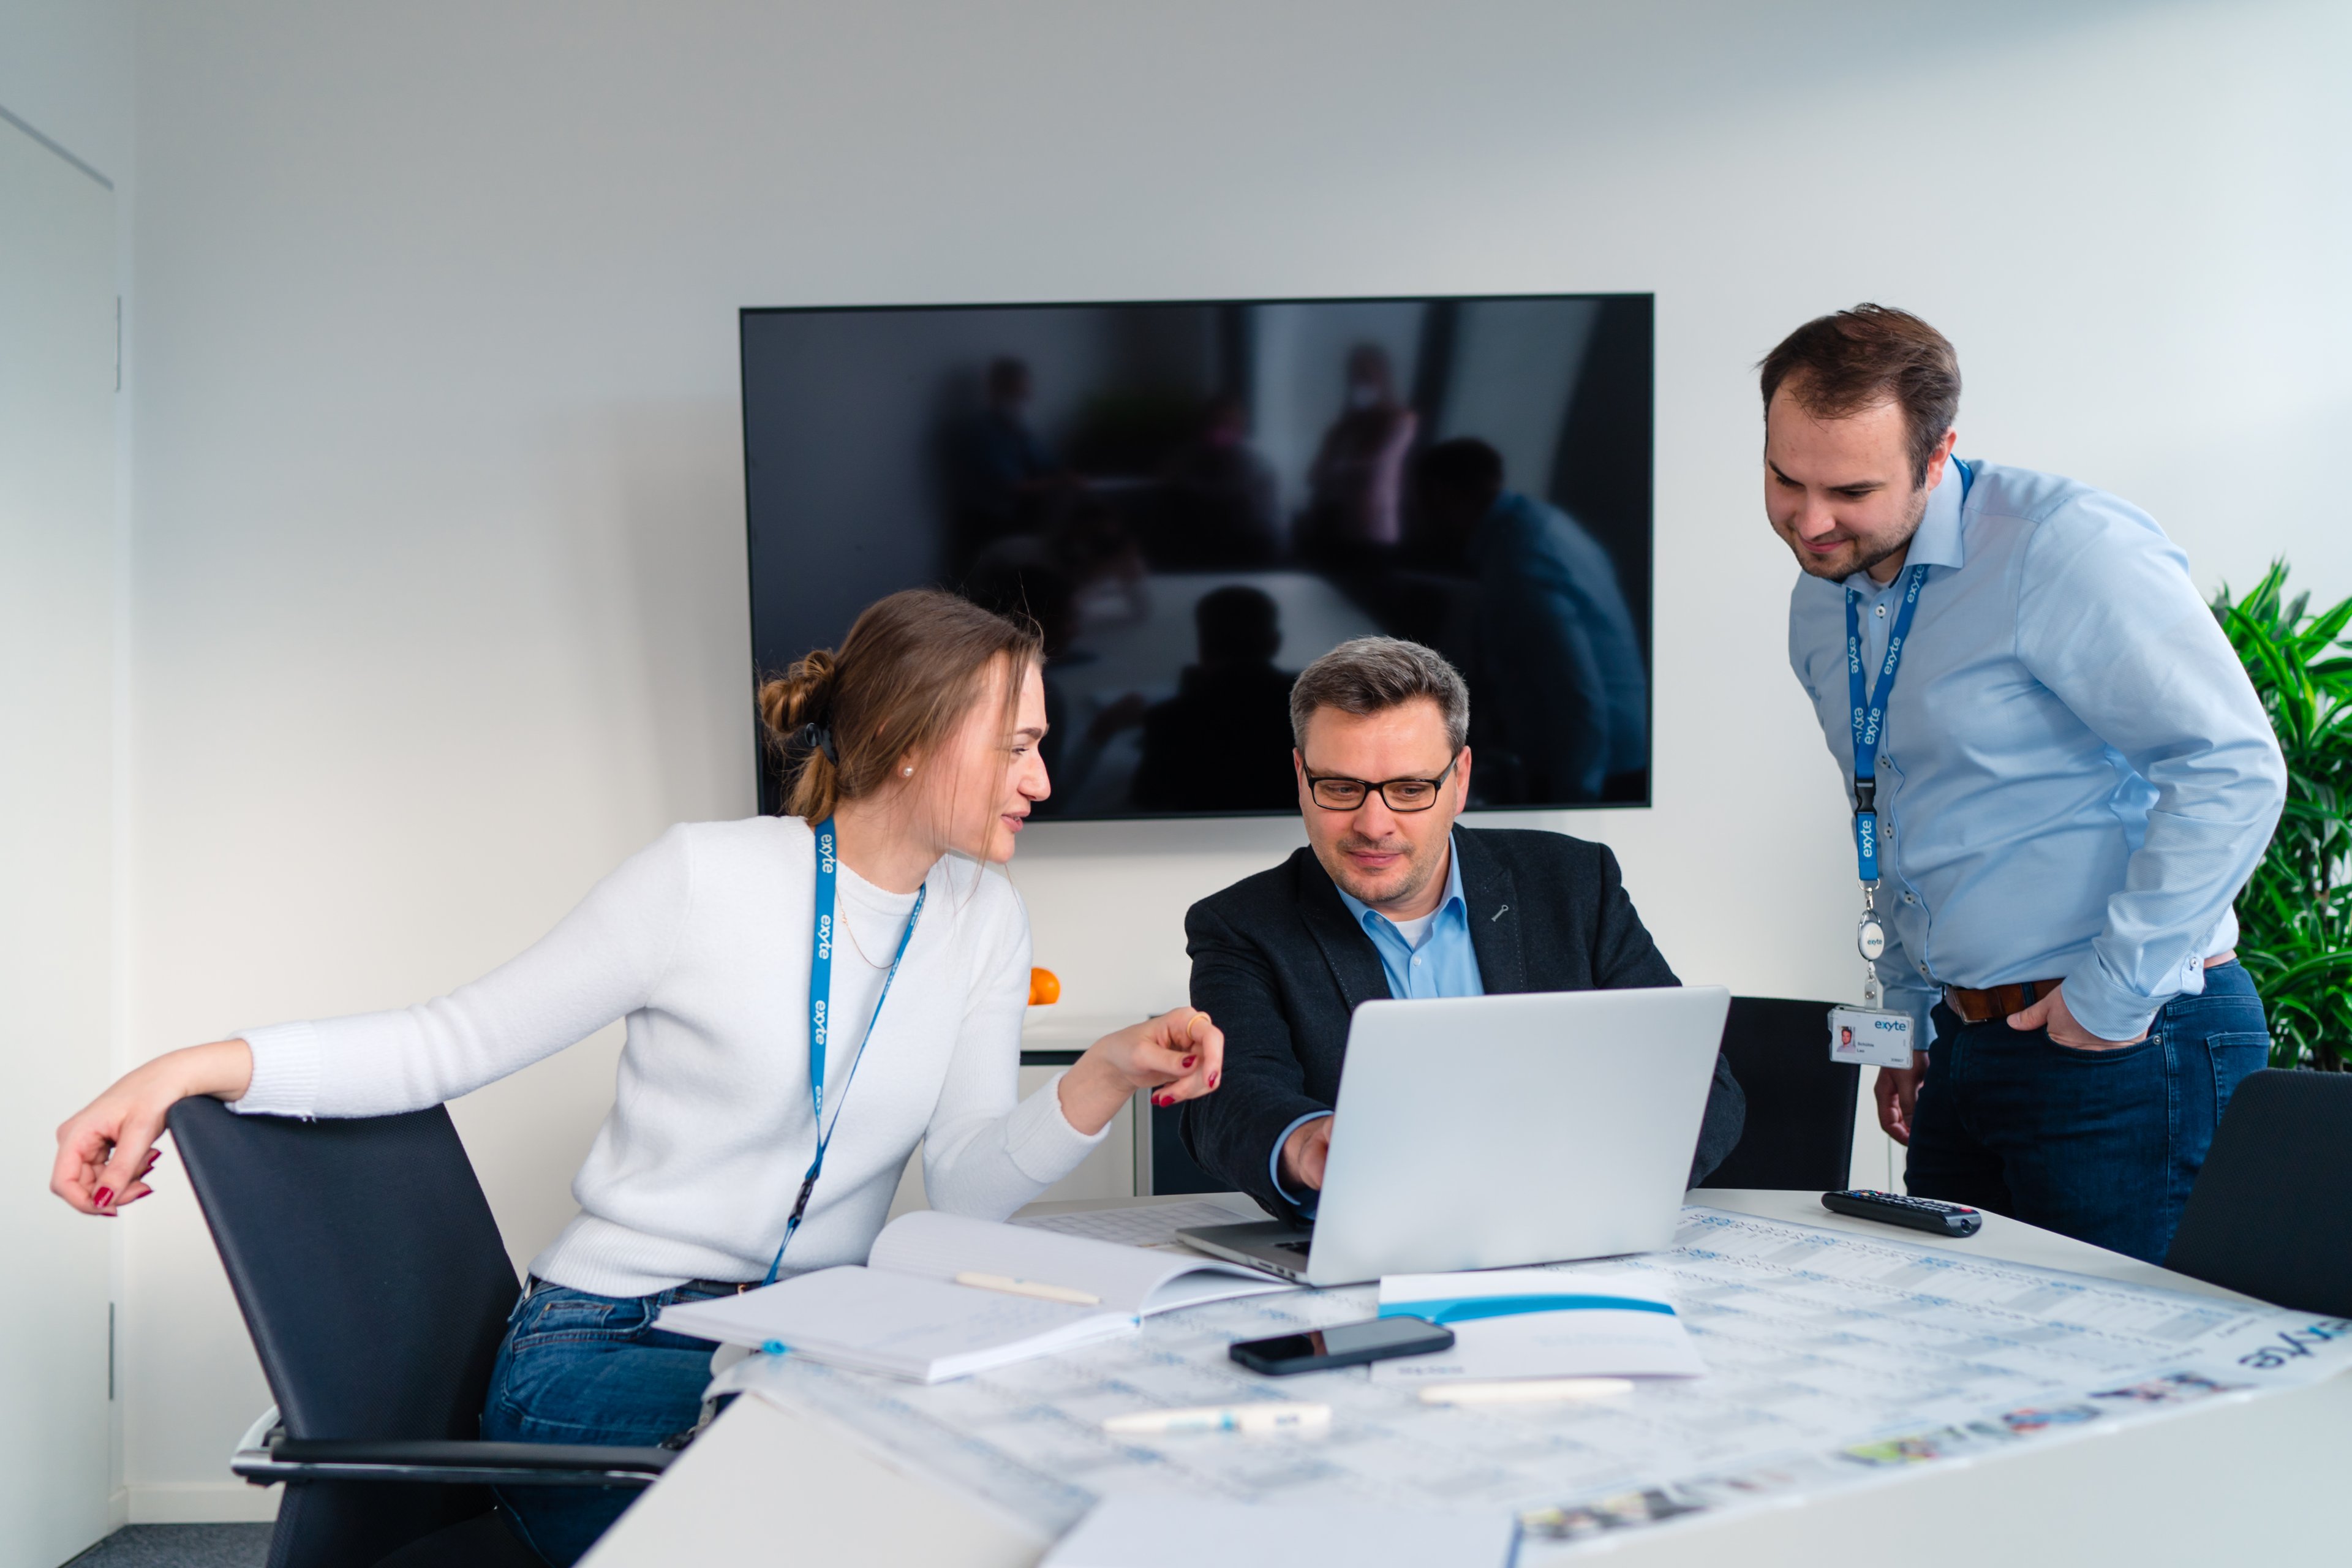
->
[[1829, 548, 1945, 1074], [1830, 879, 1916, 1069]]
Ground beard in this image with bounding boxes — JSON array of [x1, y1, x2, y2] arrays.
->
[[1790, 483, 1932, 581], [1330, 831, 1439, 910]]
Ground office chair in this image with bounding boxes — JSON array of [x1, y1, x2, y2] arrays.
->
[[2163, 1068, 2352, 1316], [1694, 996, 1860, 1191], [167, 1096, 674, 1568]]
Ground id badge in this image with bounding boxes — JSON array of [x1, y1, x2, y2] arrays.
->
[[1828, 1005, 1915, 1068]]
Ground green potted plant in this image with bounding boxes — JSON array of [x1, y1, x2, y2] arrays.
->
[[2213, 563, 2352, 1069]]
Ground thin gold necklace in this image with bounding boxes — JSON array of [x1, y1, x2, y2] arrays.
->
[[836, 878, 908, 970]]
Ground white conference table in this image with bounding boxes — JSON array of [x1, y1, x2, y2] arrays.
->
[[586, 1191, 2349, 1566]]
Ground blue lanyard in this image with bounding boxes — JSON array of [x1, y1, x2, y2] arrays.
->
[[1842, 459, 1970, 886], [764, 817, 926, 1286]]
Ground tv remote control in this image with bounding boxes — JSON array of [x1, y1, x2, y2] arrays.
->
[[1822, 1189, 1983, 1238]]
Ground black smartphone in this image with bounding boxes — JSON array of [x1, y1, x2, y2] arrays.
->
[[1229, 1315, 1455, 1376]]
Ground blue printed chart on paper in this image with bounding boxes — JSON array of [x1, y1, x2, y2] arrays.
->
[[718, 1208, 2352, 1557]]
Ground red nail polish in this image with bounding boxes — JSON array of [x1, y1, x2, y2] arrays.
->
[[1209, 1072, 1219, 1088], [92, 1188, 113, 1209], [1182, 1055, 1196, 1068]]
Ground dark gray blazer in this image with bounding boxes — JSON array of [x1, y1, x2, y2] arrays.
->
[[1178, 826, 1746, 1219]]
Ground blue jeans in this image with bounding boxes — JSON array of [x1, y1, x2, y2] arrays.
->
[[1905, 960, 2271, 1264], [480, 1279, 734, 1566]]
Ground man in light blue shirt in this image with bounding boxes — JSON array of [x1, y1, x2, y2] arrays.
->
[[1263, 834, 1484, 1210], [1767, 305, 2285, 1262], [1177, 637, 1745, 1221]]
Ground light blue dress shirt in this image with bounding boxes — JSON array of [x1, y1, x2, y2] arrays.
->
[[1268, 835, 1485, 1209], [1788, 457, 2285, 1042]]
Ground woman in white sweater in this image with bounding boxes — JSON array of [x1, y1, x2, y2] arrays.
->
[[51, 588, 1223, 1564]]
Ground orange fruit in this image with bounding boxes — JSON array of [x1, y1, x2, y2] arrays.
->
[[1028, 968, 1061, 1006]]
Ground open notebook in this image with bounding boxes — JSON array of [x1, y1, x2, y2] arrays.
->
[[655, 1210, 1291, 1382]]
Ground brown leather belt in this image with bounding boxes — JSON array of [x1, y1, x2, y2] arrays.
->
[[1942, 951, 2236, 1026], [1940, 978, 2064, 1025]]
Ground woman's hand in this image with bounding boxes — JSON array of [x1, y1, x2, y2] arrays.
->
[[1055, 1008, 1224, 1137], [51, 1039, 254, 1215]]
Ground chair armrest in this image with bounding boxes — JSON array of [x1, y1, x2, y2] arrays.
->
[[232, 1436, 674, 1490]]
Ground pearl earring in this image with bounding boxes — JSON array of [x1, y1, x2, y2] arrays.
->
[[902, 766, 913, 777]]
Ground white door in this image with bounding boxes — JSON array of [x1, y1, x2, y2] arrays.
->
[[0, 108, 118, 1565]]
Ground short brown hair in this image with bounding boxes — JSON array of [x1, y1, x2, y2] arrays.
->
[[758, 589, 1042, 821], [1289, 636, 1469, 753], [1759, 304, 1961, 486]]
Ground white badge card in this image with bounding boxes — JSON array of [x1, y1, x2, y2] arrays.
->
[[1828, 1006, 1916, 1068]]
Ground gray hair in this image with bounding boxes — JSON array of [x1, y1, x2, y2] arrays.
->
[[1289, 636, 1470, 753]]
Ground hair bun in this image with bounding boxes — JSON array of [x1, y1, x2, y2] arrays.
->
[[757, 648, 840, 751]]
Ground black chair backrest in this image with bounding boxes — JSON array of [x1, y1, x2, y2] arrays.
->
[[168, 1097, 520, 1441], [2165, 1068, 2352, 1316], [169, 1098, 522, 1568], [1695, 997, 1860, 1191]]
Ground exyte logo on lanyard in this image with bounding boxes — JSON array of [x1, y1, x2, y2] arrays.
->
[[766, 816, 926, 1287], [1838, 458, 1971, 1009], [1845, 565, 1929, 888]]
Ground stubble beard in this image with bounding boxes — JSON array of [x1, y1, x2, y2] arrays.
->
[[1332, 834, 1436, 913], [1790, 483, 1931, 582]]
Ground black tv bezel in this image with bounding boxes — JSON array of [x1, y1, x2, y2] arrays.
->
[[737, 289, 1655, 820]]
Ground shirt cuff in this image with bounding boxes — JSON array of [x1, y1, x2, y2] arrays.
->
[[1267, 1110, 1332, 1216], [2058, 965, 2164, 1044], [227, 1021, 322, 1117], [1003, 1068, 1114, 1184]]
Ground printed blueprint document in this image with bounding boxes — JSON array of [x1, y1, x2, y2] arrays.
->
[[717, 1208, 2352, 1558]]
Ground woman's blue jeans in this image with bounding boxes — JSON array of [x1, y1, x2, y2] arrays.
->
[[1905, 960, 2272, 1264], [480, 1279, 734, 1566]]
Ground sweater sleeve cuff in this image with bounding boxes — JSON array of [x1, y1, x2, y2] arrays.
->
[[2059, 967, 2163, 1045], [227, 1021, 323, 1117], [1003, 1069, 1112, 1184]]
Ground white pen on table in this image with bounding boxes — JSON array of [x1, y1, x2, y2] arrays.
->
[[1417, 1378, 1635, 1406], [1103, 1402, 1333, 1436], [952, 1271, 1101, 1306]]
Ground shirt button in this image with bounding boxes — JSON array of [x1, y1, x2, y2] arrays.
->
[[1918, 962, 1931, 976], [1903, 892, 1916, 904]]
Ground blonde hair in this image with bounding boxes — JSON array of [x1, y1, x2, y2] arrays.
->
[[758, 589, 1044, 822]]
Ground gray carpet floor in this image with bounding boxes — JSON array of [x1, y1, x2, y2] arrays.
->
[[62, 1526, 272, 1568]]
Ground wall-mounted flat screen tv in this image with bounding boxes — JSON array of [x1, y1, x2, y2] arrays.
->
[[742, 293, 1653, 819]]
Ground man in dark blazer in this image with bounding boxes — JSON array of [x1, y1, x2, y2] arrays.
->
[[1180, 636, 1744, 1220]]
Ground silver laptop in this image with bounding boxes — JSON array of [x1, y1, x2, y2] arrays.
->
[[1178, 987, 1730, 1287]]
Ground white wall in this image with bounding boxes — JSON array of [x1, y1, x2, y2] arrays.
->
[[116, 0, 2352, 1518], [0, 0, 138, 1538]]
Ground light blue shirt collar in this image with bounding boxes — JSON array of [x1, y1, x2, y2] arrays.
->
[[1845, 455, 1968, 590]]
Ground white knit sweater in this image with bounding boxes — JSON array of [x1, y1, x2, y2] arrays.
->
[[230, 817, 1106, 1297]]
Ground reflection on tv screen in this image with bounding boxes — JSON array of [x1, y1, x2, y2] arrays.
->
[[742, 294, 1653, 818]]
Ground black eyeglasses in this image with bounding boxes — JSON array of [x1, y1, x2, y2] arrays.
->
[[1303, 755, 1461, 812]]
